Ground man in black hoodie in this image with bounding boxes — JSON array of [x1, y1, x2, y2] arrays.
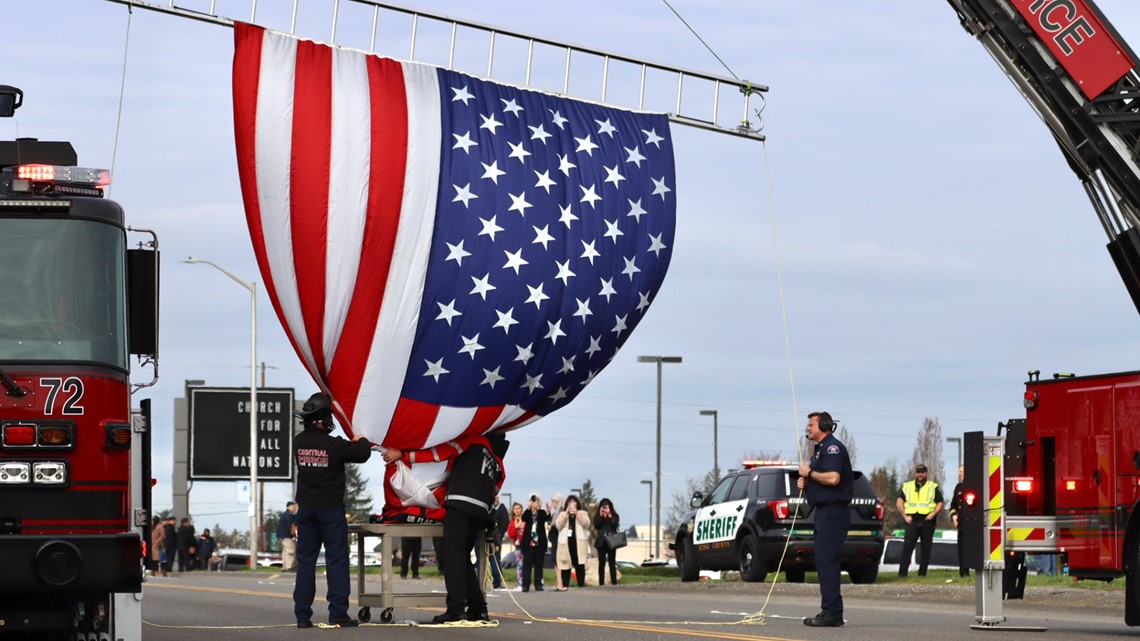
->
[[431, 434, 507, 624], [176, 518, 197, 572], [291, 393, 372, 629]]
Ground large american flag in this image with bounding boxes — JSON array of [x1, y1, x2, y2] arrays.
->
[[233, 23, 676, 452]]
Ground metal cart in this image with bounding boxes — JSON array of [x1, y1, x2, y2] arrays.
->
[[348, 522, 492, 624]]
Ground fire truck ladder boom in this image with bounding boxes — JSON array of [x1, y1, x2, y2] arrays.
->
[[947, 0, 1140, 314], [101, 0, 765, 141]]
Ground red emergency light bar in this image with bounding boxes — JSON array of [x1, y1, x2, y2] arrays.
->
[[741, 459, 791, 469], [15, 164, 109, 186], [1011, 478, 1034, 494]]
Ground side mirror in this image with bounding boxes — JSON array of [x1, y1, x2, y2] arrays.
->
[[690, 491, 703, 509]]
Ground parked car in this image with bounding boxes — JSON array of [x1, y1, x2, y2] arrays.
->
[[879, 537, 960, 574], [672, 462, 885, 584], [349, 550, 383, 567]]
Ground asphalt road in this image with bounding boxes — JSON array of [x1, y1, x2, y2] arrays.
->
[[141, 571, 1131, 640]]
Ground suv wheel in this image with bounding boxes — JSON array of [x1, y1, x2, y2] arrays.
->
[[678, 536, 699, 582], [847, 564, 879, 585], [738, 535, 768, 582]]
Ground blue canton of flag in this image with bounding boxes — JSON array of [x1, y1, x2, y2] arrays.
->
[[403, 67, 677, 417]]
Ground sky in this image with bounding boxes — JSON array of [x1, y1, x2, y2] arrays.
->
[[6, 0, 1140, 541]]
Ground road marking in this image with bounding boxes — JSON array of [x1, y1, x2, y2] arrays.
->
[[148, 583, 794, 640]]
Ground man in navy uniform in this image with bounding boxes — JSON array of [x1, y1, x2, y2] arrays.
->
[[292, 392, 372, 629], [797, 411, 853, 628]]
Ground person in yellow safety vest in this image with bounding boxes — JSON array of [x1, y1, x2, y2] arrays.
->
[[895, 464, 944, 577]]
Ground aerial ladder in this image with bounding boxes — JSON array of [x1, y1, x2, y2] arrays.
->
[[102, 0, 765, 143], [948, 0, 1140, 311], [947, 0, 1140, 630]]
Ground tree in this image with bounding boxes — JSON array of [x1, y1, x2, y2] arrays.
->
[[910, 417, 945, 488], [577, 479, 598, 511], [211, 523, 231, 549], [663, 467, 720, 536], [344, 463, 373, 521], [263, 509, 282, 551], [836, 424, 858, 468], [870, 460, 905, 533]]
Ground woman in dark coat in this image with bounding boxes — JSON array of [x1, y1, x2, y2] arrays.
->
[[519, 493, 549, 592], [593, 498, 620, 585]]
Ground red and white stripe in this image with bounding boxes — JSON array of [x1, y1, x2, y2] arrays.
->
[[233, 23, 533, 450]]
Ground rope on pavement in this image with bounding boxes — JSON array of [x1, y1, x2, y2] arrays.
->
[[499, 587, 767, 627]]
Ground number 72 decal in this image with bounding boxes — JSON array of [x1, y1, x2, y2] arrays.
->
[[40, 377, 85, 415]]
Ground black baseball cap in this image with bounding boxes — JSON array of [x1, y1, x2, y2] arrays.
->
[[915, 464, 928, 473]]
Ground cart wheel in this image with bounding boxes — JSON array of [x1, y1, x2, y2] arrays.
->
[[380, 608, 394, 624], [357, 607, 371, 623]]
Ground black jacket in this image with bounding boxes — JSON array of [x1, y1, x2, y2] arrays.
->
[[493, 503, 509, 545], [520, 509, 549, 550], [294, 427, 372, 509], [177, 524, 196, 551], [276, 510, 296, 540], [593, 512, 621, 550], [443, 442, 503, 520], [163, 524, 178, 553]]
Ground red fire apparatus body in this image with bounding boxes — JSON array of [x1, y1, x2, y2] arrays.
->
[[0, 86, 159, 640], [947, 0, 1140, 625]]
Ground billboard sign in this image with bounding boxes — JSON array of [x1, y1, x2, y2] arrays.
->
[[189, 387, 295, 481]]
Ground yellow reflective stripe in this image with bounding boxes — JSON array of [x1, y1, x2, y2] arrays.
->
[[988, 453, 1002, 561]]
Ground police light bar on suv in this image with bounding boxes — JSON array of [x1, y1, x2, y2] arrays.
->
[[741, 459, 791, 469], [4, 164, 110, 198]]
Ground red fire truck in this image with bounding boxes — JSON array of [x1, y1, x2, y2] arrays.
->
[[0, 85, 159, 640], [947, 0, 1140, 626]]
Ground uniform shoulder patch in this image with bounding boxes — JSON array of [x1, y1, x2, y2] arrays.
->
[[826, 444, 839, 454]]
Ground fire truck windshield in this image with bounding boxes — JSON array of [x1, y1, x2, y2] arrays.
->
[[0, 218, 127, 369]]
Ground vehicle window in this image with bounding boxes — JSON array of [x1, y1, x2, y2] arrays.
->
[[882, 539, 958, 566], [706, 476, 735, 504], [754, 470, 783, 497], [728, 474, 751, 501], [883, 539, 903, 564], [783, 471, 799, 496], [930, 541, 959, 566], [0, 219, 128, 368], [852, 474, 878, 499]]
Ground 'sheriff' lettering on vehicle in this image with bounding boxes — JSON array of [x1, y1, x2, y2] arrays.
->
[[694, 514, 739, 543]]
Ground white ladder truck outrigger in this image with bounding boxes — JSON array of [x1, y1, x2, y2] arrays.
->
[[947, 0, 1140, 630]]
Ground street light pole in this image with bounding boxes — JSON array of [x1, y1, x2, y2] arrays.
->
[[637, 355, 681, 560], [947, 436, 962, 470], [640, 479, 652, 552], [182, 258, 259, 569], [699, 409, 719, 477]]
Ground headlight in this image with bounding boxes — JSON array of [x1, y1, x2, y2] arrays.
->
[[0, 461, 30, 484], [32, 461, 67, 485]]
